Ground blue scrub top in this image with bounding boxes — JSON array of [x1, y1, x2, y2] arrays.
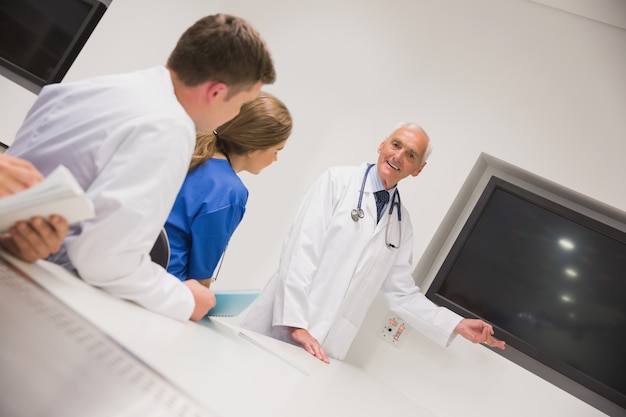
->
[[165, 158, 248, 281]]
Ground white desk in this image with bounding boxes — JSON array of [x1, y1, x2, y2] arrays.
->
[[0, 253, 437, 417]]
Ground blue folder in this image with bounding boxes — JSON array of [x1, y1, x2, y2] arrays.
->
[[207, 290, 260, 317]]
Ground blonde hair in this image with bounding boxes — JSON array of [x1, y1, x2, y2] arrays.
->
[[189, 91, 292, 171]]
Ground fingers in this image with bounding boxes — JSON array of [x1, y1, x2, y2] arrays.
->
[[304, 341, 330, 364], [49, 215, 70, 240], [10, 219, 53, 262], [480, 325, 506, 350], [290, 328, 330, 363], [484, 333, 506, 350], [0, 233, 20, 258], [0, 154, 44, 197], [4, 216, 69, 263], [33, 215, 68, 253], [475, 322, 493, 342], [481, 326, 492, 343], [456, 319, 506, 350], [459, 319, 492, 344]]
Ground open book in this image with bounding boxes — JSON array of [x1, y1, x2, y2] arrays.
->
[[207, 290, 260, 317], [0, 165, 95, 233]]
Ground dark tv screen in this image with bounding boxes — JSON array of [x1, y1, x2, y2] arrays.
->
[[0, 0, 108, 93], [426, 176, 626, 415]]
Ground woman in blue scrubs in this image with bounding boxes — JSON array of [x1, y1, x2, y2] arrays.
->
[[164, 91, 292, 286]]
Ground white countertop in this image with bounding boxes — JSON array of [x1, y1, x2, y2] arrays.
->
[[0, 252, 437, 417]]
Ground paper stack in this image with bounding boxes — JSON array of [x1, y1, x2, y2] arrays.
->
[[0, 165, 95, 233]]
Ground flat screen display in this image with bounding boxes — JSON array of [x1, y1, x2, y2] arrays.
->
[[0, 0, 108, 93], [426, 176, 626, 414]]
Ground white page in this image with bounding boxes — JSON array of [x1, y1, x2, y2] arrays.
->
[[0, 165, 95, 232]]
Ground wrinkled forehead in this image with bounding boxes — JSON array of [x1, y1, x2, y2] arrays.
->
[[386, 127, 428, 155]]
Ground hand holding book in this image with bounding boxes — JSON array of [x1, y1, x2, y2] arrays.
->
[[0, 165, 95, 233]]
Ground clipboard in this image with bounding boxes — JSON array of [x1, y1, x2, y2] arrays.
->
[[207, 290, 260, 317]]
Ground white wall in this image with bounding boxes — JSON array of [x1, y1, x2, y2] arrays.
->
[[1, 0, 624, 416]]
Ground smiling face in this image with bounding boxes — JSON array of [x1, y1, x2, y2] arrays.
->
[[376, 126, 429, 189]]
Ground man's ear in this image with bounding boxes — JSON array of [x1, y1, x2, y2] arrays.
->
[[205, 82, 227, 104], [411, 161, 427, 177], [377, 140, 386, 154]]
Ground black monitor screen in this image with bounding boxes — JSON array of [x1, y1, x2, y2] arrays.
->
[[0, 0, 107, 93], [426, 176, 626, 414]]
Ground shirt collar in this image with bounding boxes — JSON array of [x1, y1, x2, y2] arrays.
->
[[369, 164, 397, 194]]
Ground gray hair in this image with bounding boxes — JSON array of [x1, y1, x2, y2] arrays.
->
[[388, 122, 433, 163]]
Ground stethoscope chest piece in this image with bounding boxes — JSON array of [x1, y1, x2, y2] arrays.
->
[[351, 208, 364, 222]]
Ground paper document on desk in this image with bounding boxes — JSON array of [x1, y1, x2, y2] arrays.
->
[[0, 165, 95, 233], [207, 290, 260, 317]]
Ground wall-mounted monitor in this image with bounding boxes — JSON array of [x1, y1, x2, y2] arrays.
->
[[0, 0, 110, 94], [425, 174, 625, 416]]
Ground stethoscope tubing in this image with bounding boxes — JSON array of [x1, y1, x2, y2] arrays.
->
[[350, 163, 375, 222], [351, 163, 402, 248]]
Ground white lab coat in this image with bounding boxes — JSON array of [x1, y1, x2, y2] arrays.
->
[[7, 66, 196, 321], [242, 163, 462, 360]]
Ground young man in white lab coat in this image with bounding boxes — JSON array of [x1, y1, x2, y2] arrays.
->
[[7, 14, 276, 322], [242, 123, 506, 362]]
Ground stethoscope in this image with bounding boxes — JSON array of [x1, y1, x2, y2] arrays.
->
[[351, 163, 402, 249]]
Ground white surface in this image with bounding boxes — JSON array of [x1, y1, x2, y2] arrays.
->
[[0, 258, 216, 417], [346, 293, 615, 417], [0, 252, 437, 417], [528, 0, 626, 29]]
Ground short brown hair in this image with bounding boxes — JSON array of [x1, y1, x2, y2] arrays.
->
[[167, 14, 276, 91]]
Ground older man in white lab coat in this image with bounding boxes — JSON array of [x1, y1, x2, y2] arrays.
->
[[242, 122, 506, 362]]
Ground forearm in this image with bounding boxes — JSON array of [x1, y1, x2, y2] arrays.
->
[[72, 246, 196, 321]]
